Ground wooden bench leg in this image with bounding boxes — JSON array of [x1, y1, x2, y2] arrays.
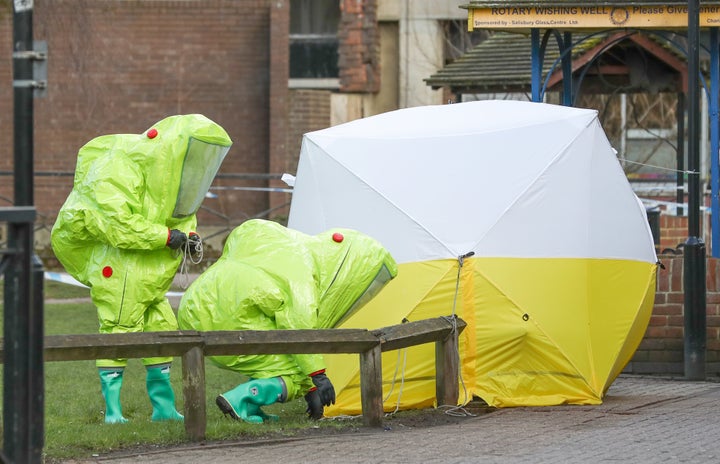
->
[[182, 346, 206, 441], [435, 327, 460, 407], [360, 345, 383, 427]]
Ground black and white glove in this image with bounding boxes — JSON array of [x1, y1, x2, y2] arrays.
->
[[310, 369, 335, 407]]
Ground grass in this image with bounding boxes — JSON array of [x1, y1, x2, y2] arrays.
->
[[0, 279, 361, 462]]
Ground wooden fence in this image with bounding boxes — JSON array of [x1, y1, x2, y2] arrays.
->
[[0, 316, 466, 441]]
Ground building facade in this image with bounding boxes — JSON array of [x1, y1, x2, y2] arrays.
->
[[0, 0, 471, 259]]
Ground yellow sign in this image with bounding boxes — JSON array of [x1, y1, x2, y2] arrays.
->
[[468, 4, 720, 30]]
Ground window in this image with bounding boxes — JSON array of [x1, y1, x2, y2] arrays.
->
[[290, 0, 340, 79]]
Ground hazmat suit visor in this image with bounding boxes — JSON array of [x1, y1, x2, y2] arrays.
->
[[173, 137, 230, 218], [333, 263, 394, 327], [313, 229, 398, 328]]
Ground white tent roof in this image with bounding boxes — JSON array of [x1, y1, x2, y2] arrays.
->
[[288, 100, 657, 264]]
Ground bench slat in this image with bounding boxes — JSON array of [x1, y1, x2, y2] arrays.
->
[[372, 317, 466, 352], [41, 332, 204, 361], [201, 329, 379, 356]]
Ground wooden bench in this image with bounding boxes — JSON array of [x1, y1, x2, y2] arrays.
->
[[1, 316, 466, 440]]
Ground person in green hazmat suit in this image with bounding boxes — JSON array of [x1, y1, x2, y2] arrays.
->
[[51, 114, 232, 424], [177, 219, 398, 423]]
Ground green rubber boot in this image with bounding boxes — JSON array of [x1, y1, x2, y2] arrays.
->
[[146, 365, 184, 422], [216, 377, 287, 424], [99, 369, 129, 424]]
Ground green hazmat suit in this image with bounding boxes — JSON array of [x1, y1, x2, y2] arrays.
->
[[177, 219, 398, 404], [51, 114, 232, 368]]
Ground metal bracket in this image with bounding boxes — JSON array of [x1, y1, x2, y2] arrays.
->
[[0, 207, 35, 260], [13, 79, 46, 89], [12, 50, 46, 61], [0, 206, 36, 223], [12, 40, 47, 98]]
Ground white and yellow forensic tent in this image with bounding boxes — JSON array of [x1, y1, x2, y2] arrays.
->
[[287, 100, 658, 412]]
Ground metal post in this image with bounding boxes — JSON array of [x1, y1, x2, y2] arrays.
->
[[30, 253, 45, 456], [677, 92, 685, 216], [3, 1, 45, 462], [684, 0, 707, 380], [562, 31, 573, 106], [531, 29, 541, 102], [710, 27, 720, 257], [2, 216, 35, 463]]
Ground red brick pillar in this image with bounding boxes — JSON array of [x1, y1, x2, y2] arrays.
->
[[268, 0, 291, 221], [339, 0, 380, 93]]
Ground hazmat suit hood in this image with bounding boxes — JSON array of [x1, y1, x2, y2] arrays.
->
[[72, 114, 231, 224], [217, 219, 399, 328], [52, 114, 232, 284], [177, 219, 398, 377], [306, 229, 397, 327]]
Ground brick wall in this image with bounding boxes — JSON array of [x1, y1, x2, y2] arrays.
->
[[0, 1, 275, 246], [267, 87, 332, 222], [267, 0, 381, 220], [0, 0, 383, 258], [659, 214, 694, 252], [268, 0, 290, 221], [338, 0, 379, 93], [626, 253, 720, 376]]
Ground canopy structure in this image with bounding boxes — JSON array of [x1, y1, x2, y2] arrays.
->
[[288, 100, 658, 412]]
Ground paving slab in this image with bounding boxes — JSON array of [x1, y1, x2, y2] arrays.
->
[[68, 375, 720, 464]]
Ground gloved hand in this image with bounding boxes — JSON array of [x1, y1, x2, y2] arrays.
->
[[304, 390, 324, 420], [188, 231, 201, 250], [166, 229, 187, 250], [310, 370, 335, 407], [186, 231, 202, 259]]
